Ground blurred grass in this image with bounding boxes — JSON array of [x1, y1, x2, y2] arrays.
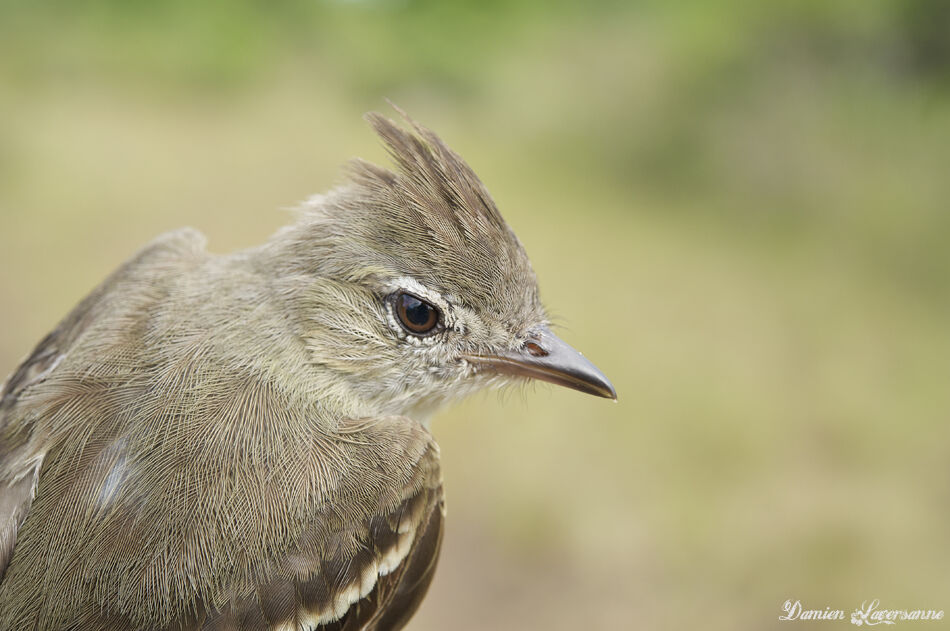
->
[[2, 1, 949, 629]]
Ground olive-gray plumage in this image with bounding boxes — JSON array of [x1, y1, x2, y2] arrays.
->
[[0, 111, 614, 630]]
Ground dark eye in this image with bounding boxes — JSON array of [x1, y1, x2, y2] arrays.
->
[[393, 292, 441, 336]]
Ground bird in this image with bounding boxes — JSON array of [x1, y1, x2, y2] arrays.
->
[[0, 108, 616, 630]]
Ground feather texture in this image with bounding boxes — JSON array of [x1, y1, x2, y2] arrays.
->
[[0, 110, 570, 630]]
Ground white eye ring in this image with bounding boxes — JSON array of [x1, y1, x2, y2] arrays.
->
[[382, 277, 453, 345]]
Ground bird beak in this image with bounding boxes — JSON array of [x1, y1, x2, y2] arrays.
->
[[465, 326, 617, 400]]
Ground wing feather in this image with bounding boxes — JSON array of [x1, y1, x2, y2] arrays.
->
[[0, 229, 207, 584], [201, 436, 444, 631], [0, 227, 447, 631]]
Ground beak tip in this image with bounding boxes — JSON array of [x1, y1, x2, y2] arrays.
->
[[595, 379, 618, 401]]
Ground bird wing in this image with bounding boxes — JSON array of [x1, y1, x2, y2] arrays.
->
[[199, 422, 445, 631], [0, 331, 59, 580], [50, 414, 445, 631], [0, 229, 445, 631], [0, 228, 209, 583], [2, 405, 444, 631]]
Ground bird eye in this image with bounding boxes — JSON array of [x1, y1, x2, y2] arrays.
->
[[393, 292, 441, 336]]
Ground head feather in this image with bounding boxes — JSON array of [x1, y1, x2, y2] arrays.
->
[[358, 108, 509, 239], [274, 107, 544, 329]]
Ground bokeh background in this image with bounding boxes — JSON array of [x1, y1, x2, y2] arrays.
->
[[2, 1, 949, 629]]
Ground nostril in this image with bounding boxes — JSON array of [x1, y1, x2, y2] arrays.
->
[[523, 341, 548, 357]]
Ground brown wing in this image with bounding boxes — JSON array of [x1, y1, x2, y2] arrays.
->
[[354, 493, 445, 631], [198, 443, 444, 631], [53, 435, 444, 631], [0, 227, 446, 631], [0, 333, 58, 581], [0, 229, 208, 583], [1, 397, 443, 631], [3, 420, 443, 631]]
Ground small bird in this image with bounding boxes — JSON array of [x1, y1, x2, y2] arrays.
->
[[0, 109, 615, 630]]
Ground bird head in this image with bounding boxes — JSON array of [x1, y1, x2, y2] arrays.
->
[[265, 109, 615, 418]]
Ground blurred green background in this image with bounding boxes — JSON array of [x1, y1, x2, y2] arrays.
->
[[2, 1, 949, 629]]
